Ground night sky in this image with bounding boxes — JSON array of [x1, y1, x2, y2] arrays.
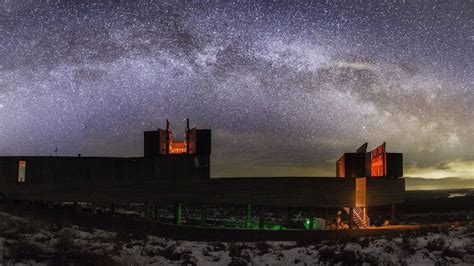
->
[[0, 1, 472, 187]]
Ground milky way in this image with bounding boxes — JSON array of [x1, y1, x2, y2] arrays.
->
[[0, 1, 472, 181]]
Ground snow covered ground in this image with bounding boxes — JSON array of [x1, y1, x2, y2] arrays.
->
[[1, 211, 473, 265]]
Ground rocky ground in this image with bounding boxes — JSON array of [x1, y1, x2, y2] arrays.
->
[[1, 211, 474, 265]]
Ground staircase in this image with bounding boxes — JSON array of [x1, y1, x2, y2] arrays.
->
[[344, 207, 370, 228]]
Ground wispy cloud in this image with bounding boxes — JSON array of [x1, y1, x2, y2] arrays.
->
[[406, 159, 474, 179], [406, 177, 474, 190]]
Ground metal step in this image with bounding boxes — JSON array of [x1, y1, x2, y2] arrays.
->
[[344, 207, 370, 228]]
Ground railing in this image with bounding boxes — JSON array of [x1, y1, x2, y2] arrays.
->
[[344, 207, 370, 228]]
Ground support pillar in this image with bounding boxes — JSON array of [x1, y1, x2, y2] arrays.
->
[[154, 203, 159, 221], [258, 206, 264, 229], [144, 202, 149, 220], [391, 204, 397, 224], [111, 203, 115, 217], [349, 208, 354, 229], [175, 203, 182, 225], [92, 202, 97, 215], [308, 208, 314, 230], [286, 207, 292, 228], [245, 203, 252, 228], [363, 207, 367, 225], [73, 201, 78, 211], [200, 205, 207, 226]]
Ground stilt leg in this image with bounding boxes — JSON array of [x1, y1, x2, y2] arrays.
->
[[258, 206, 264, 229], [308, 208, 314, 230], [154, 203, 159, 221], [144, 202, 149, 220], [391, 204, 396, 224], [349, 208, 354, 229], [363, 207, 366, 225], [73, 201, 80, 212], [175, 203, 182, 225], [201, 205, 207, 226], [286, 207, 292, 228], [246, 203, 252, 228]]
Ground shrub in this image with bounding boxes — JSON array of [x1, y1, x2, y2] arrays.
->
[[255, 241, 272, 255], [9, 239, 51, 262], [400, 234, 417, 255], [208, 242, 226, 252], [358, 237, 370, 248], [318, 246, 336, 263], [55, 229, 76, 252], [426, 237, 445, 252], [441, 240, 465, 259], [49, 251, 116, 266], [161, 244, 191, 261], [337, 249, 361, 265], [228, 257, 249, 266], [228, 243, 245, 258], [115, 231, 133, 243]]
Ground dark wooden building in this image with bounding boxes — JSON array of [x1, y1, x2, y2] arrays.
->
[[0, 121, 405, 228], [336, 143, 403, 178]]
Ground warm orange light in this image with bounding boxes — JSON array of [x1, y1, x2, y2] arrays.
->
[[370, 143, 386, 177], [355, 177, 366, 207], [18, 160, 26, 182], [169, 142, 187, 154], [336, 158, 345, 177], [371, 157, 384, 176]]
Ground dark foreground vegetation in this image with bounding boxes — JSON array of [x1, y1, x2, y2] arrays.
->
[[0, 189, 473, 265]]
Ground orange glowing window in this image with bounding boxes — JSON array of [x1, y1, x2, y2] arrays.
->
[[169, 142, 187, 154], [371, 157, 384, 177], [18, 160, 26, 183], [370, 143, 386, 177]]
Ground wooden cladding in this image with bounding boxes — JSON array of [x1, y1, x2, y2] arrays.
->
[[0, 155, 210, 185], [0, 167, 405, 207], [336, 153, 365, 178], [355, 177, 366, 207], [337, 152, 403, 178]]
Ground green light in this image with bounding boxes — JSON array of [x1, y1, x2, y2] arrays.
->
[[304, 218, 320, 230], [304, 218, 310, 229]]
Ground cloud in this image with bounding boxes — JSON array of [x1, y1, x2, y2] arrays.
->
[[406, 177, 474, 191], [406, 159, 474, 179], [330, 60, 378, 71]]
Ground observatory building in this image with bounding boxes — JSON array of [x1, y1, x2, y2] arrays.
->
[[143, 119, 211, 180], [0, 119, 404, 229]]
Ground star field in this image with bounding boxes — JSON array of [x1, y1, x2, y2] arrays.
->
[[0, 1, 472, 181]]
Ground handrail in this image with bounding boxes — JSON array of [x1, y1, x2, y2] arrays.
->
[[344, 207, 370, 228]]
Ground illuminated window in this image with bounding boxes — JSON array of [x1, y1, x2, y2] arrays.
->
[[371, 157, 384, 177], [169, 142, 187, 154], [370, 143, 386, 177], [18, 160, 26, 183]]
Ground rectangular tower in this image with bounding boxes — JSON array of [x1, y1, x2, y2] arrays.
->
[[143, 120, 211, 180]]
